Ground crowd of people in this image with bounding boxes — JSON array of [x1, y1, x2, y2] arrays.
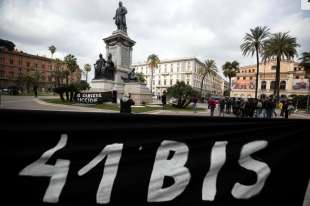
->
[[205, 96, 295, 119]]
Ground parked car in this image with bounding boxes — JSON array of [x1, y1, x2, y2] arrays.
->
[[8, 86, 21, 95], [0, 88, 9, 94]]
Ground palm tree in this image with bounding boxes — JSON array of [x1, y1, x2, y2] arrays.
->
[[84, 64, 91, 82], [222, 61, 240, 96], [64, 54, 78, 84], [48, 45, 56, 58], [299, 52, 310, 112], [241, 26, 270, 99], [199, 59, 217, 97], [262, 32, 299, 100], [147, 54, 160, 94]]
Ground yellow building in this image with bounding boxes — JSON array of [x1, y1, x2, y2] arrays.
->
[[231, 60, 309, 98]]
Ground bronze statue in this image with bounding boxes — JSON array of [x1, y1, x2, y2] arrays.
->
[[122, 68, 138, 82], [93, 53, 115, 80], [104, 53, 115, 81], [113, 1, 127, 33], [94, 54, 106, 79]]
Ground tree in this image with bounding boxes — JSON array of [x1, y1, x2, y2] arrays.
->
[[167, 81, 199, 108], [135, 72, 146, 83], [147, 54, 160, 94], [64, 54, 78, 83], [222, 61, 240, 96], [299, 52, 310, 112], [262, 32, 299, 101], [48, 45, 56, 58], [241, 26, 270, 99], [84, 64, 91, 82], [198, 59, 217, 97]]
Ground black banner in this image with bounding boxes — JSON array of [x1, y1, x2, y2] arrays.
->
[[75, 92, 112, 104], [0, 109, 309, 206]]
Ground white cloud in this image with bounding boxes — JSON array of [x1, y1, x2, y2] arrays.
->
[[1, 0, 309, 80]]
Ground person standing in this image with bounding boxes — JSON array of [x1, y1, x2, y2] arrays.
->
[[33, 85, 38, 98], [208, 98, 216, 117], [161, 91, 167, 110], [255, 99, 263, 118], [120, 93, 135, 113], [219, 98, 225, 117], [192, 95, 198, 113]]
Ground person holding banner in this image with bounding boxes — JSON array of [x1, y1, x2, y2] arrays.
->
[[120, 93, 135, 113]]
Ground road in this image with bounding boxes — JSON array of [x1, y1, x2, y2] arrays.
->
[[0, 95, 116, 113]]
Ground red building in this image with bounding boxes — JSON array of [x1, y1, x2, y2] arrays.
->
[[0, 48, 81, 92]]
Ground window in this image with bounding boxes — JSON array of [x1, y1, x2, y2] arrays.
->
[[18, 68, 22, 73], [261, 81, 266, 90], [0, 70, 4, 78], [164, 79, 166, 85], [186, 80, 189, 85], [296, 76, 299, 79], [35, 64, 38, 68], [294, 67, 297, 71], [280, 81, 286, 90], [237, 77, 240, 80], [27, 62, 30, 67], [10, 59, 14, 64], [270, 81, 275, 90], [243, 77, 246, 80], [271, 66, 276, 70], [19, 59, 22, 65], [158, 80, 161, 85], [9, 71, 14, 78]]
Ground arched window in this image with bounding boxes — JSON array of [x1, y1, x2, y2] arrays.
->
[[270, 81, 275, 90], [280, 81, 286, 90], [261, 81, 267, 90]]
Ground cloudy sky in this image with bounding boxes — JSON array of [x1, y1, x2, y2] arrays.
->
[[1, 0, 310, 80]]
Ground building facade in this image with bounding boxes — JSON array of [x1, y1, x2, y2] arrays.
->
[[132, 57, 227, 97], [0, 48, 81, 92], [231, 60, 309, 98]]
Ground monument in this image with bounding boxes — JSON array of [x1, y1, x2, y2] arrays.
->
[[90, 1, 152, 105]]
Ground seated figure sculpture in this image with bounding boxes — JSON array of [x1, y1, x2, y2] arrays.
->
[[93, 53, 115, 81], [122, 68, 138, 82]]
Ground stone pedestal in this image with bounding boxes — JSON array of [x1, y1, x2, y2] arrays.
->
[[103, 30, 136, 85], [90, 30, 152, 104], [124, 82, 152, 105]]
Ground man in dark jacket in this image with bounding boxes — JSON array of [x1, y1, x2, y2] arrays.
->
[[161, 91, 167, 110], [120, 93, 135, 113]]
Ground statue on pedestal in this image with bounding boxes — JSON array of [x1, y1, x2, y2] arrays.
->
[[94, 54, 106, 79], [122, 68, 138, 82], [94, 53, 115, 81], [113, 1, 127, 33]]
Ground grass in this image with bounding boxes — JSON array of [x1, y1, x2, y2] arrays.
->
[[94, 103, 120, 111], [43, 98, 74, 105], [18, 92, 55, 96], [42, 98, 206, 113]]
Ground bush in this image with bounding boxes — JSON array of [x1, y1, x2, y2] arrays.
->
[[167, 81, 199, 108], [290, 95, 309, 109], [53, 81, 90, 102]]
